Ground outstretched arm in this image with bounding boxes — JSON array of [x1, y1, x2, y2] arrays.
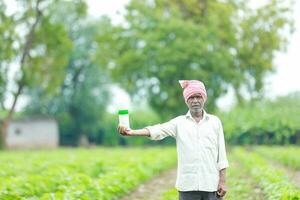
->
[[118, 117, 177, 140], [118, 125, 150, 137]]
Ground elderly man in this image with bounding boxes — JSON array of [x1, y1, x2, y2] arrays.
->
[[118, 80, 229, 200]]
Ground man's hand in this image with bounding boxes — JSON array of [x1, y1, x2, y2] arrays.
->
[[217, 181, 227, 197], [117, 124, 132, 136], [117, 125, 150, 137]]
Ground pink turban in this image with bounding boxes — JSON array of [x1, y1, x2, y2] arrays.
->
[[179, 80, 207, 103]]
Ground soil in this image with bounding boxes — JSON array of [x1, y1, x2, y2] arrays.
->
[[120, 167, 177, 200], [267, 160, 300, 188]]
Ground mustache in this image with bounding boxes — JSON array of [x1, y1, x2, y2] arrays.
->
[[192, 104, 202, 106]]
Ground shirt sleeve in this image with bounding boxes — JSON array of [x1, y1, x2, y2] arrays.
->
[[145, 118, 177, 140], [217, 118, 229, 170]]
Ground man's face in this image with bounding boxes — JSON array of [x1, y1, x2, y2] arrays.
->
[[187, 93, 205, 112]]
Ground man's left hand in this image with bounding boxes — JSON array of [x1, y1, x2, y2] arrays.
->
[[217, 182, 227, 197]]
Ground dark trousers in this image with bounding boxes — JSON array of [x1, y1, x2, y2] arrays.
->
[[179, 191, 223, 200]]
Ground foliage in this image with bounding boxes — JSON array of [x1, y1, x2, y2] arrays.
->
[[162, 188, 178, 200], [233, 147, 300, 200], [219, 93, 300, 144], [1, 145, 299, 199], [255, 146, 300, 170], [97, 0, 293, 119], [0, 147, 177, 199], [26, 64, 110, 146], [24, 3, 111, 146], [0, 0, 87, 148], [0, 0, 84, 105], [0, 2, 15, 107]]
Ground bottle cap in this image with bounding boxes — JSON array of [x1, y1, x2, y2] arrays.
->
[[118, 110, 128, 115]]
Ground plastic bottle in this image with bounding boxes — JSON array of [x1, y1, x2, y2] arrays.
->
[[118, 109, 130, 130]]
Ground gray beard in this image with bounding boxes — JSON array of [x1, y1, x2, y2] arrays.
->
[[190, 107, 203, 116]]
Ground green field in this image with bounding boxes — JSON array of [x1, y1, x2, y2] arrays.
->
[[0, 147, 177, 200], [0, 146, 299, 200]]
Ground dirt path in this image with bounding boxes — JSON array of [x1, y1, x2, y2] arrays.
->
[[267, 160, 300, 188], [286, 168, 300, 188], [250, 148, 300, 188], [120, 167, 177, 200], [227, 159, 265, 200]]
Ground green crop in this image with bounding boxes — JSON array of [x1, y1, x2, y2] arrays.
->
[[0, 147, 177, 200], [255, 146, 300, 170]]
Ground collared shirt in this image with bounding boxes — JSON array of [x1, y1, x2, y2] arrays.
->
[[145, 110, 229, 192]]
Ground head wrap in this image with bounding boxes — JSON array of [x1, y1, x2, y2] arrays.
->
[[179, 80, 207, 103]]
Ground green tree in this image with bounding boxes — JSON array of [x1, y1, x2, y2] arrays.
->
[[97, 0, 293, 119], [0, 2, 16, 108], [0, 0, 85, 148], [25, 13, 111, 145], [26, 64, 110, 146]]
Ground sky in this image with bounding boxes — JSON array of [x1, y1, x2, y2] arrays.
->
[[87, 0, 300, 110]]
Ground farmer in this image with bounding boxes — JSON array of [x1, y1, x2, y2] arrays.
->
[[117, 80, 229, 200]]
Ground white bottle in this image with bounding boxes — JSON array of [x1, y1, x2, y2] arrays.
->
[[118, 109, 130, 130]]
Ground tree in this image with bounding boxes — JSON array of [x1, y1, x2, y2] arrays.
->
[[0, 2, 16, 109], [25, 13, 111, 145], [0, 0, 86, 148], [97, 0, 293, 119]]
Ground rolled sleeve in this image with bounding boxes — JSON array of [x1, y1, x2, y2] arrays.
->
[[217, 119, 229, 170], [145, 118, 177, 140]]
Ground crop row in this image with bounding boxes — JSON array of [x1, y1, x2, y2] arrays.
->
[[254, 146, 300, 170], [232, 147, 300, 199], [0, 147, 177, 200]]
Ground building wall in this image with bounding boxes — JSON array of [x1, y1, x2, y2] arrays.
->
[[6, 119, 59, 149]]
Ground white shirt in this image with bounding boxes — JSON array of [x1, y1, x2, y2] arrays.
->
[[145, 110, 229, 192]]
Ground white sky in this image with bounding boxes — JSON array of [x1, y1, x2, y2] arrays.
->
[[87, 0, 300, 111]]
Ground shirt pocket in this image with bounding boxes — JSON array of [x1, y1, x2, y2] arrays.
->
[[202, 131, 218, 148], [202, 136, 218, 165]]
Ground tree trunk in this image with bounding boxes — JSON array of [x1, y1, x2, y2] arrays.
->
[[199, 0, 207, 16], [0, 84, 23, 148], [296, 131, 300, 145], [0, 121, 8, 149]]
